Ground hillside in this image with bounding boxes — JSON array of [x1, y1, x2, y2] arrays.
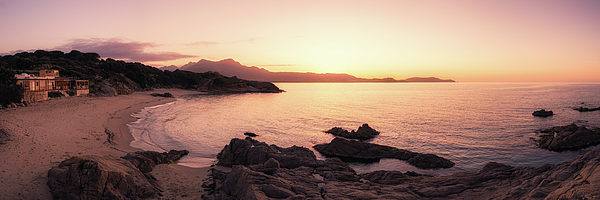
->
[[0, 50, 282, 105], [163, 59, 455, 83]]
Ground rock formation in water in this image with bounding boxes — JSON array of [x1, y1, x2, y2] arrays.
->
[[243, 132, 258, 137], [532, 109, 554, 117], [204, 138, 600, 199], [574, 106, 600, 112], [217, 137, 319, 168], [47, 150, 188, 200], [538, 123, 600, 151], [325, 123, 380, 140], [313, 137, 455, 169]]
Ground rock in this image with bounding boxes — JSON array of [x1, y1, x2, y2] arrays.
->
[[121, 150, 189, 173], [263, 158, 280, 169], [532, 109, 553, 117], [47, 155, 161, 200], [205, 139, 600, 199], [100, 84, 118, 96], [150, 92, 174, 97], [47, 150, 188, 200], [262, 184, 295, 198], [313, 137, 454, 169], [360, 171, 409, 185], [325, 123, 380, 140], [243, 132, 258, 137], [574, 106, 600, 112], [217, 137, 318, 168], [538, 123, 600, 151]]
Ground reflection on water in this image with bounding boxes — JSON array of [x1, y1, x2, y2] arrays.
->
[[129, 82, 600, 175]]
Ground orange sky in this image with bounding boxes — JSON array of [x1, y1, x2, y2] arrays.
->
[[1, 0, 599, 82]]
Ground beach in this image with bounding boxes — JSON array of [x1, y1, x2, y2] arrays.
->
[[0, 89, 210, 199]]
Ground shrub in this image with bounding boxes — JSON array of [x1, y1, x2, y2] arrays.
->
[[48, 91, 64, 98]]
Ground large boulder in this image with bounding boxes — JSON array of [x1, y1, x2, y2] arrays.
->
[[47, 155, 161, 200], [217, 137, 318, 168], [47, 150, 188, 200], [325, 123, 380, 140], [313, 137, 454, 169], [538, 123, 600, 151]]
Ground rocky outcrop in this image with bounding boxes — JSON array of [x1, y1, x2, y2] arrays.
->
[[532, 109, 553, 117], [47, 150, 188, 200], [325, 123, 380, 140], [204, 139, 600, 199], [538, 123, 600, 151], [313, 137, 454, 169], [217, 137, 319, 168], [200, 77, 284, 94]]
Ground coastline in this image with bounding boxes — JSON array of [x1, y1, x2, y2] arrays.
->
[[0, 89, 210, 199]]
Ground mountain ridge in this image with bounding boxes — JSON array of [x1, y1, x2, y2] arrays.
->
[[161, 59, 455, 83]]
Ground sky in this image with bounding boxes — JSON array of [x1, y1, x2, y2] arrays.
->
[[1, 0, 599, 82]]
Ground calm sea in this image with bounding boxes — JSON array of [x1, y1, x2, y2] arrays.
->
[[128, 82, 600, 176]]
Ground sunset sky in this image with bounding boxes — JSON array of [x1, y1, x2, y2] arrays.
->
[[1, 0, 599, 82]]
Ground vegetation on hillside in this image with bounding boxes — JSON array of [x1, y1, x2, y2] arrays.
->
[[0, 50, 280, 105]]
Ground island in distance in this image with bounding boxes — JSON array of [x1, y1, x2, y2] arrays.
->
[[159, 59, 456, 83]]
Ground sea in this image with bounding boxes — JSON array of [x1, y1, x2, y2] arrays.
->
[[128, 82, 600, 176]]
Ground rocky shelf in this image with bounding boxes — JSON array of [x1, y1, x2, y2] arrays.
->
[[203, 137, 600, 199], [313, 137, 454, 169]]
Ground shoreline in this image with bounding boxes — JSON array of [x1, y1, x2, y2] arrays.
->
[[0, 89, 210, 199]]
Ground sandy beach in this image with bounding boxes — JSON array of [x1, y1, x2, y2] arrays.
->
[[0, 89, 210, 199]]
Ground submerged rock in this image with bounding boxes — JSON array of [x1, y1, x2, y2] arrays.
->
[[325, 123, 380, 140], [47, 150, 188, 200], [574, 106, 600, 112], [532, 109, 554, 117], [538, 123, 600, 151], [313, 137, 454, 169]]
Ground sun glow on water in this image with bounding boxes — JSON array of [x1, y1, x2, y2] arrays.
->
[[129, 82, 600, 175]]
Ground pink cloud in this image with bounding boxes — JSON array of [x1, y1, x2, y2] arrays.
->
[[187, 41, 219, 46], [58, 38, 197, 62]]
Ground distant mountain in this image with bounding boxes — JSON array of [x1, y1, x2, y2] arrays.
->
[[404, 77, 455, 82], [160, 59, 455, 83]]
